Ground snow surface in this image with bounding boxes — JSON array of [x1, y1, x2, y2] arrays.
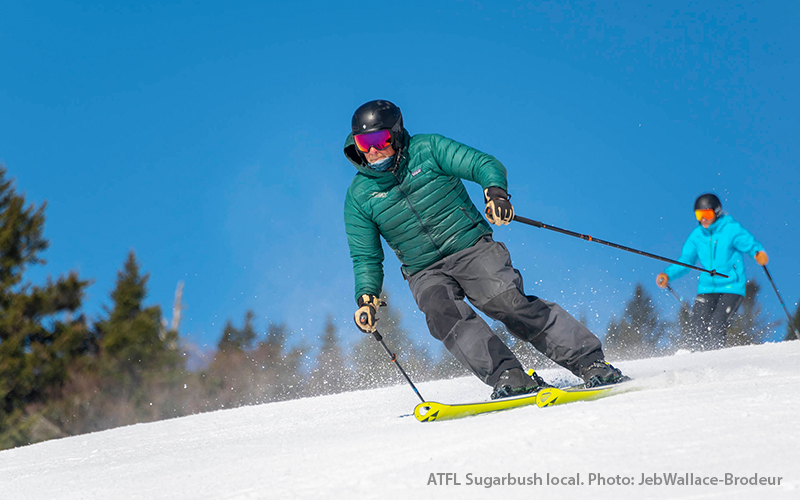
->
[[2, 341, 800, 500]]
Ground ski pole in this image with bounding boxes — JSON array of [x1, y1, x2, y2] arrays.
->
[[761, 265, 800, 340], [666, 284, 691, 314], [513, 215, 728, 278], [367, 326, 426, 403]]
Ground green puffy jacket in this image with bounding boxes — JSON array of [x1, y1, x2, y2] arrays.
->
[[343, 128, 508, 302]]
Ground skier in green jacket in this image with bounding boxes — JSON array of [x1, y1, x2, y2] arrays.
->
[[343, 99, 625, 398]]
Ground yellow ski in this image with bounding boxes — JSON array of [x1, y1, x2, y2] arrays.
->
[[414, 391, 541, 422], [535, 384, 623, 407], [414, 381, 634, 422]]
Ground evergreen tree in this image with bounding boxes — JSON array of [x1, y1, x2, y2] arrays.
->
[[217, 310, 257, 353], [307, 316, 350, 396], [0, 165, 92, 448], [604, 283, 666, 360], [785, 301, 800, 341], [428, 348, 471, 381], [578, 310, 590, 328], [206, 316, 308, 408], [206, 312, 255, 409], [256, 322, 307, 401], [350, 291, 431, 389], [727, 281, 779, 346], [93, 251, 183, 421], [672, 303, 693, 351], [217, 321, 239, 353]]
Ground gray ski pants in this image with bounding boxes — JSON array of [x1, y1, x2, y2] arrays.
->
[[407, 236, 603, 386]]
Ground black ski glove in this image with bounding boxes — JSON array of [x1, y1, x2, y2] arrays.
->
[[484, 187, 514, 225]]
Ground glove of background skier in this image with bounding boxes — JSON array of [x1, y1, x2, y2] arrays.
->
[[354, 294, 385, 334], [755, 251, 768, 266], [656, 273, 669, 288], [484, 187, 514, 225]]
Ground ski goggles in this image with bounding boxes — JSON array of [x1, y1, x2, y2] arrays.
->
[[695, 209, 716, 222], [354, 129, 392, 153]]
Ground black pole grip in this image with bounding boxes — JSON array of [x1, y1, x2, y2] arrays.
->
[[358, 312, 382, 340]]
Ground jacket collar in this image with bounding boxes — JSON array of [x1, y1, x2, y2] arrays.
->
[[700, 213, 729, 235]]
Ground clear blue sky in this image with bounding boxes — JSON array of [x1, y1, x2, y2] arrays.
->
[[2, 1, 798, 359]]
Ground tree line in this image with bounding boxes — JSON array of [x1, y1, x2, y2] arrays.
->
[[1, 164, 797, 449]]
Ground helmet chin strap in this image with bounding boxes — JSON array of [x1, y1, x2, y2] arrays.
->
[[389, 145, 406, 171]]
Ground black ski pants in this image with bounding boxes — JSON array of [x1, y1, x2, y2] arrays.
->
[[407, 236, 604, 386], [690, 293, 744, 350]]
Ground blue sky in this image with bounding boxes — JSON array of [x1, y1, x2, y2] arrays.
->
[[2, 1, 798, 358]]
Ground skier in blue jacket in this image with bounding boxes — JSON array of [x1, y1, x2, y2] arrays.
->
[[656, 194, 768, 350]]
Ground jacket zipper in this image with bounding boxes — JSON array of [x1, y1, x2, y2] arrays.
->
[[710, 237, 716, 287], [393, 170, 444, 260]]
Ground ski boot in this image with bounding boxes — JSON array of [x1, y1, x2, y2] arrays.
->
[[582, 360, 629, 388], [490, 367, 551, 400]]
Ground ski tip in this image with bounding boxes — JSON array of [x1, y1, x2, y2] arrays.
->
[[414, 402, 440, 422]]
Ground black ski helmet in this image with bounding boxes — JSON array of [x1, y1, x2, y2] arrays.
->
[[694, 193, 722, 218], [351, 100, 404, 151]]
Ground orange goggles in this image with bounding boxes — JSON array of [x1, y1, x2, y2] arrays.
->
[[695, 209, 716, 222]]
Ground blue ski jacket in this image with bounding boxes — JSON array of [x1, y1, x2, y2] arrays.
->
[[663, 214, 764, 296]]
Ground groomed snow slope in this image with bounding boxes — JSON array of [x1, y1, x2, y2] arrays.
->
[[2, 341, 799, 500]]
